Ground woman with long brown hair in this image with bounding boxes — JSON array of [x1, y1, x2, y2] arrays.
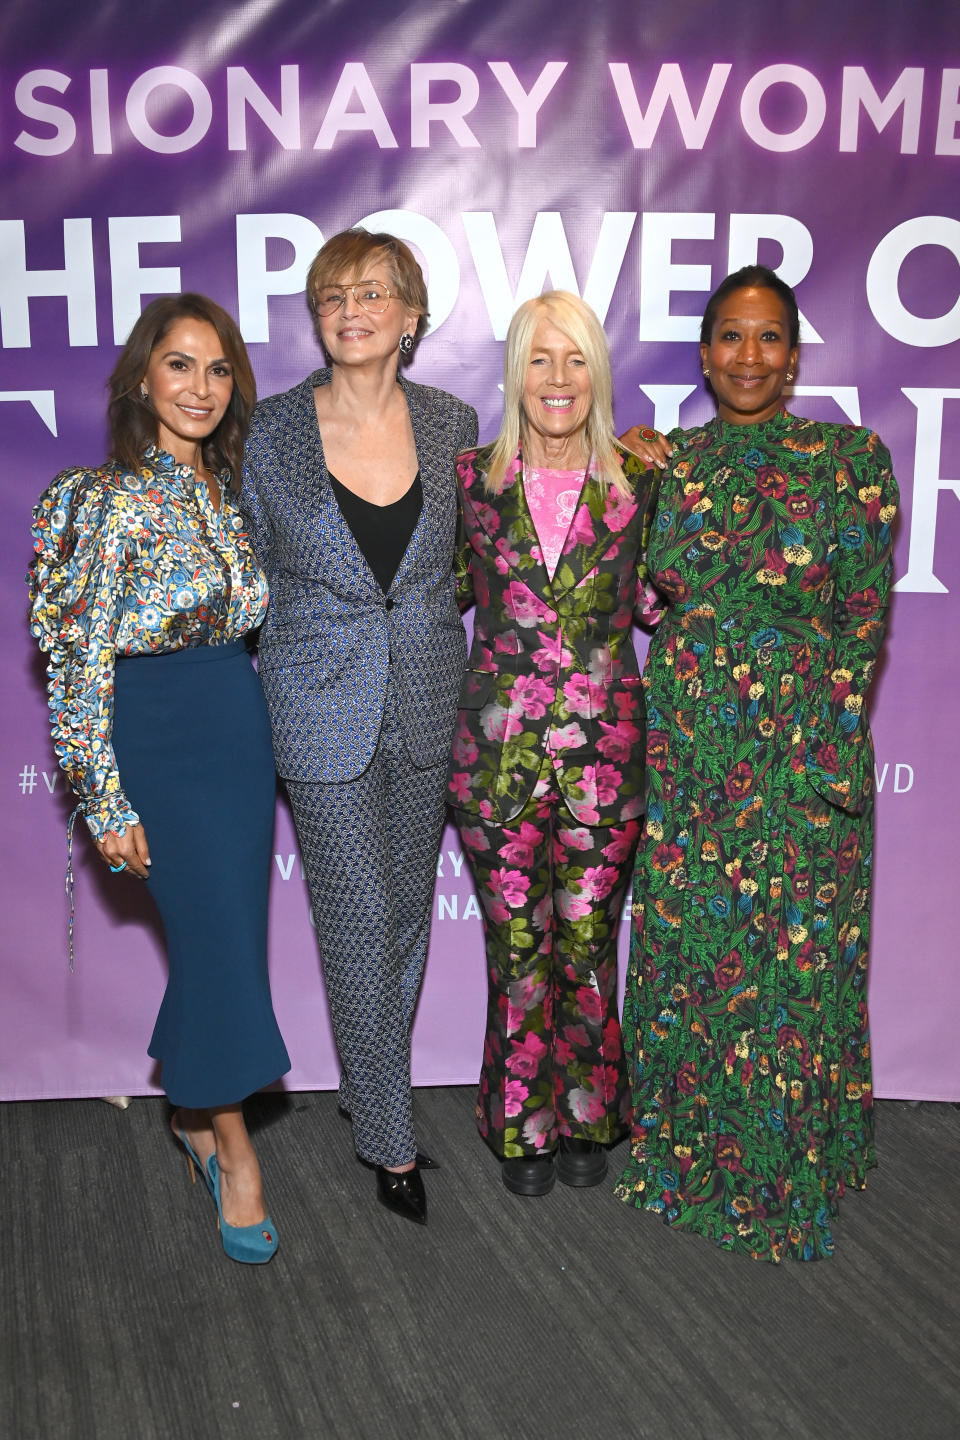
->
[[28, 293, 289, 1264]]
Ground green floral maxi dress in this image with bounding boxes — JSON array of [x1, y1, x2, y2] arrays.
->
[[615, 411, 898, 1262]]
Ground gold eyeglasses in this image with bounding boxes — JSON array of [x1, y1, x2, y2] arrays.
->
[[313, 282, 395, 317]]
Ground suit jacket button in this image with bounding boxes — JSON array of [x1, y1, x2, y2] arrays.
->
[[385, 596, 395, 610]]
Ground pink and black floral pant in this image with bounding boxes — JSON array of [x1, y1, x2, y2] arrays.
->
[[456, 790, 639, 1158]]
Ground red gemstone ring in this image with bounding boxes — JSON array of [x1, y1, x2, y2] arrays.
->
[[639, 427, 658, 441]]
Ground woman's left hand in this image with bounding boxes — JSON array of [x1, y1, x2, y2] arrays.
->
[[95, 823, 151, 880], [619, 426, 673, 470]]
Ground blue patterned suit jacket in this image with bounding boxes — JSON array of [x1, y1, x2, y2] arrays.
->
[[241, 369, 478, 782]]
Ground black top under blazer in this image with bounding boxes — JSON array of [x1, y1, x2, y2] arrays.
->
[[240, 369, 479, 784]]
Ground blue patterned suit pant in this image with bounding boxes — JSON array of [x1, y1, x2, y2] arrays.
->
[[285, 677, 447, 1167]]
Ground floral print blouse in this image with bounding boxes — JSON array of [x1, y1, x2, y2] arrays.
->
[[27, 447, 269, 840], [522, 464, 588, 578]]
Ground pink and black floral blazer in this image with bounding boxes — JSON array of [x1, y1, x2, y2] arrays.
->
[[449, 442, 659, 827]]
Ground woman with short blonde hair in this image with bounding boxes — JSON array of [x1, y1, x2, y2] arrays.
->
[[243, 228, 477, 1225], [306, 230, 429, 344]]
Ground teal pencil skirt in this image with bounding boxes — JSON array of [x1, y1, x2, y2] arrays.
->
[[112, 640, 290, 1108]]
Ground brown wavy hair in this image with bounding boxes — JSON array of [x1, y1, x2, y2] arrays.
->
[[107, 293, 256, 487]]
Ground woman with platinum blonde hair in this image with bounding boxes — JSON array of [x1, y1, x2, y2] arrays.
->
[[449, 291, 661, 1196], [482, 290, 632, 498]]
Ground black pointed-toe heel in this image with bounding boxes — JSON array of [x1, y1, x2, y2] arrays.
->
[[375, 1165, 428, 1225]]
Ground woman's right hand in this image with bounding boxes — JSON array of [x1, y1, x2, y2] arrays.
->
[[95, 823, 151, 880], [618, 426, 674, 470]]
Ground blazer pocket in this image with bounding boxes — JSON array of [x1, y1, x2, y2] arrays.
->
[[262, 656, 328, 695], [263, 639, 326, 671], [458, 668, 496, 709]]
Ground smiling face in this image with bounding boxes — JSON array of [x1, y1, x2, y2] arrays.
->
[[142, 317, 234, 464], [314, 261, 419, 370], [521, 317, 594, 465], [700, 286, 799, 426]]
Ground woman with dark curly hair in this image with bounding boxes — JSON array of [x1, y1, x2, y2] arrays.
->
[[28, 294, 289, 1264], [616, 265, 898, 1261]]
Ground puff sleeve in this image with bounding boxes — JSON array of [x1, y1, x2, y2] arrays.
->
[[27, 469, 140, 840], [804, 430, 899, 814]]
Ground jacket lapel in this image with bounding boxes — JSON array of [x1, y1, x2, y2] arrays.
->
[[296, 369, 331, 504], [466, 448, 555, 601], [298, 368, 379, 596], [549, 455, 640, 603], [392, 377, 444, 587], [465, 447, 641, 603]]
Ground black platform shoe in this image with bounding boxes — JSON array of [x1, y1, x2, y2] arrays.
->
[[375, 1165, 428, 1225], [556, 1135, 607, 1187], [502, 1152, 556, 1196]]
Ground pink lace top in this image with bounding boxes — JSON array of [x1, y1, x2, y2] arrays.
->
[[523, 464, 588, 579]]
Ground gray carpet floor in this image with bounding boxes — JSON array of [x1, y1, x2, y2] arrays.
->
[[1, 1089, 958, 1440]]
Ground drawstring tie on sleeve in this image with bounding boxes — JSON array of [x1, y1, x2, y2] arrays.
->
[[65, 804, 82, 972]]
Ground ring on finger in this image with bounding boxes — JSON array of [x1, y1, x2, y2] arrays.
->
[[639, 427, 658, 441], [109, 860, 128, 873]]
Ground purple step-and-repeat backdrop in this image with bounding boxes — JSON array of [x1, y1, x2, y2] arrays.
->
[[2, 2, 958, 1101]]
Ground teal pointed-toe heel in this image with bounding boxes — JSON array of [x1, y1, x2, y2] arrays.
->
[[171, 1112, 215, 1199], [205, 1154, 278, 1265]]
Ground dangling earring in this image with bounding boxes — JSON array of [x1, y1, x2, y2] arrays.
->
[[140, 384, 149, 399], [398, 333, 414, 357]]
